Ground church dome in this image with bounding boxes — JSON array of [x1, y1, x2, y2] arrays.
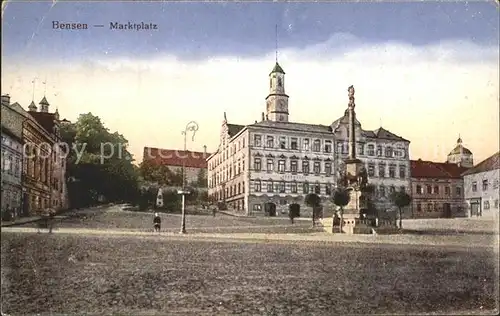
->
[[448, 137, 472, 155]]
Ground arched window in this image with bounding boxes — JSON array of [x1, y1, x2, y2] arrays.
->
[[277, 77, 282, 87]]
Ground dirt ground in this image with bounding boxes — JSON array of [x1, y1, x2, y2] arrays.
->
[[1, 232, 498, 316]]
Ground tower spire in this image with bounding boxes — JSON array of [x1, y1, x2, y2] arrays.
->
[[275, 24, 278, 63], [42, 75, 47, 97], [31, 77, 37, 102]]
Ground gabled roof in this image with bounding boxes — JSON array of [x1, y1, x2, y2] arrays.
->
[[461, 152, 500, 176], [143, 147, 211, 169], [1, 125, 23, 143], [39, 96, 50, 105], [227, 124, 245, 137], [411, 160, 451, 179], [251, 120, 333, 134], [433, 162, 470, 178]]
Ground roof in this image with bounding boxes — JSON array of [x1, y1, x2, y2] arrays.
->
[[269, 62, 285, 75], [39, 96, 49, 105], [332, 110, 409, 142], [1, 125, 23, 143], [461, 152, 500, 176], [227, 124, 245, 137], [448, 144, 472, 155], [411, 159, 469, 179], [250, 120, 333, 134], [29, 111, 58, 134], [143, 147, 211, 169]]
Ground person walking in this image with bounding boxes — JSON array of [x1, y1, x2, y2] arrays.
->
[[153, 212, 161, 232]]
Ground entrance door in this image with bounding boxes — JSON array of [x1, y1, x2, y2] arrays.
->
[[443, 203, 452, 218], [264, 203, 276, 217], [471, 203, 480, 217]]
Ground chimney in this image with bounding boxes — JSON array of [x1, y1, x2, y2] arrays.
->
[[261, 112, 265, 121], [203, 145, 207, 155], [1, 94, 10, 106]]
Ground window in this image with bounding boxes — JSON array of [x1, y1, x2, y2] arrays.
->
[[389, 186, 396, 194], [314, 184, 321, 194], [278, 160, 285, 172], [368, 164, 375, 177], [456, 186, 462, 196], [238, 183, 241, 194], [433, 186, 439, 194], [482, 179, 488, 191], [279, 181, 285, 193], [472, 182, 477, 192], [367, 144, 375, 156], [303, 182, 309, 194], [399, 166, 406, 178], [379, 186, 386, 197], [324, 140, 332, 153], [291, 182, 297, 193], [266, 136, 274, 148], [279, 137, 286, 149], [313, 139, 321, 152], [357, 143, 364, 155], [377, 145, 382, 157], [445, 187, 450, 195], [14, 158, 20, 177], [254, 158, 261, 171], [254, 135, 261, 147], [389, 165, 396, 178], [253, 204, 262, 211], [417, 203, 422, 212], [484, 201, 490, 210], [270, 78, 272, 88], [277, 77, 282, 87], [325, 163, 332, 176], [266, 159, 274, 172], [495, 199, 499, 209], [303, 139, 310, 151], [385, 147, 393, 158], [400, 186, 405, 192], [494, 180, 499, 190], [290, 160, 298, 173], [313, 162, 321, 174], [378, 163, 385, 178], [291, 138, 298, 150], [302, 161, 309, 174], [336, 141, 343, 154], [267, 181, 274, 192], [426, 185, 432, 194], [326, 184, 332, 195], [427, 203, 433, 212]]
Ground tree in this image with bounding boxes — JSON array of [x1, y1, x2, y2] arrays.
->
[[196, 168, 207, 187], [61, 113, 140, 208], [332, 188, 350, 233], [389, 191, 412, 229], [304, 193, 321, 226]]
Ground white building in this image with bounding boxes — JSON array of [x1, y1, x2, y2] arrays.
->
[[207, 62, 411, 216], [462, 152, 500, 218]]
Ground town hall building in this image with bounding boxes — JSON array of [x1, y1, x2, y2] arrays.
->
[[206, 62, 411, 216]]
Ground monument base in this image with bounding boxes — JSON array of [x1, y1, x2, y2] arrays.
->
[[340, 212, 374, 234]]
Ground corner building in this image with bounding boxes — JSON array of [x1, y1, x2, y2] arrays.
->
[[207, 62, 410, 216]]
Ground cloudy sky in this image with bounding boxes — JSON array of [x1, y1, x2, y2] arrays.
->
[[2, 1, 499, 164]]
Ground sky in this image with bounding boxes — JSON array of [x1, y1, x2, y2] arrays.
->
[[1, 1, 499, 165]]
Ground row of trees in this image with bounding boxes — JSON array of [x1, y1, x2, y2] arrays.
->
[[61, 113, 141, 208]]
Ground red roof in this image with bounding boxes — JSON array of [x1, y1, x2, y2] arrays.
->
[[410, 159, 469, 179], [143, 147, 211, 169]]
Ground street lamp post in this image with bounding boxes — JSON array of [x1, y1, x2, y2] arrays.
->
[[179, 121, 199, 234]]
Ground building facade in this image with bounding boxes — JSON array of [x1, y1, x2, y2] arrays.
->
[[1, 125, 24, 218], [462, 152, 500, 218], [1, 94, 68, 215], [410, 159, 468, 218], [207, 62, 411, 216]]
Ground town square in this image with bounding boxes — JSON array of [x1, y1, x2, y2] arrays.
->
[[1, 1, 499, 315]]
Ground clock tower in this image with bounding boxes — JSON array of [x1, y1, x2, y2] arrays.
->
[[265, 62, 289, 122]]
